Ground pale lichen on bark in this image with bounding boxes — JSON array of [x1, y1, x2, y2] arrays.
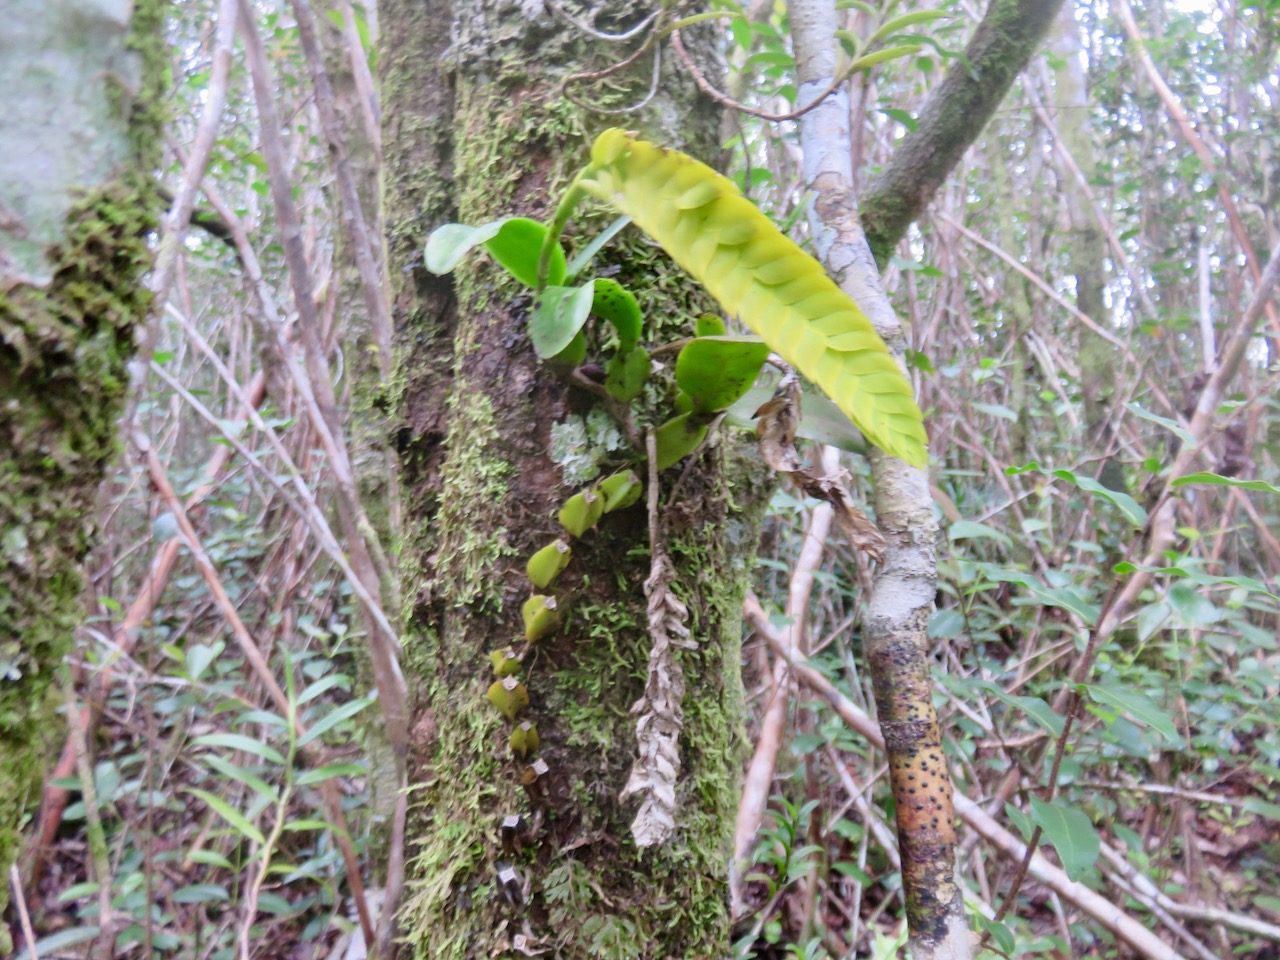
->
[[789, 0, 971, 956]]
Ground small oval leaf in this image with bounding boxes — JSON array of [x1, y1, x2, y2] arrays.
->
[[675, 336, 771, 413], [530, 284, 595, 359]]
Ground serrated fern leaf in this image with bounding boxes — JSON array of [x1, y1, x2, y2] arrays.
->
[[579, 128, 928, 467]]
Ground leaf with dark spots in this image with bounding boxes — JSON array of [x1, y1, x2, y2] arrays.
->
[[674, 336, 770, 414], [589, 278, 642, 352]]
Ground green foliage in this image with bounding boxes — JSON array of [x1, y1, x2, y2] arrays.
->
[[576, 129, 928, 466]]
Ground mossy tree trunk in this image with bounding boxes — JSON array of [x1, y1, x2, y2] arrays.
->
[[0, 0, 166, 943], [382, 2, 767, 957]]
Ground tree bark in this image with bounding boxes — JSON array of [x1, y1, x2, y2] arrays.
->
[[790, 2, 969, 956], [0, 0, 166, 944], [1047, 5, 1124, 490], [859, 0, 1066, 266], [382, 2, 768, 956]]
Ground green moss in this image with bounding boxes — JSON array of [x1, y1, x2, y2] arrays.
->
[[0, 3, 166, 938], [389, 6, 773, 954], [432, 389, 516, 612]]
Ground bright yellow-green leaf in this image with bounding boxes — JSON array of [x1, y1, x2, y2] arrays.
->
[[579, 130, 927, 466]]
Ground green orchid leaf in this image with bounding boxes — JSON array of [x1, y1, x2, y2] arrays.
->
[[605, 346, 650, 402], [675, 336, 771, 413], [654, 413, 709, 470], [425, 217, 566, 287], [530, 284, 594, 358], [590, 278, 642, 352]]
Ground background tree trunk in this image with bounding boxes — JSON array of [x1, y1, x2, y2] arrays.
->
[[382, 2, 769, 956], [1047, 4, 1123, 490], [0, 0, 166, 942]]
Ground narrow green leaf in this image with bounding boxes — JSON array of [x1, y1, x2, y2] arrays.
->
[[868, 9, 948, 46], [1086, 684, 1179, 742], [282, 818, 334, 832], [831, 861, 874, 885], [971, 402, 1018, 422], [848, 44, 922, 72], [878, 107, 917, 131], [973, 680, 1063, 736], [745, 50, 796, 69], [1113, 561, 1279, 601], [1006, 460, 1042, 476], [1050, 469, 1147, 526], [1172, 472, 1280, 496], [12, 926, 101, 960], [234, 709, 289, 729], [1243, 797, 1280, 821], [192, 733, 286, 766], [256, 892, 296, 915], [186, 849, 235, 870], [980, 565, 1099, 624], [294, 762, 367, 786], [948, 519, 1012, 548], [564, 215, 631, 279], [530, 283, 594, 359], [171, 884, 231, 904], [201, 755, 280, 804], [56, 882, 100, 902], [187, 788, 266, 845], [1126, 402, 1194, 444], [298, 695, 375, 747], [1028, 795, 1100, 881], [297, 674, 351, 705]]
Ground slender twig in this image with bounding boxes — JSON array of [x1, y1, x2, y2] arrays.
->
[[547, 0, 658, 42], [8, 864, 37, 959], [732, 455, 836, 907], [64, 677, 116, 960], [671, 29, 854, 124], [137, 436, 376, 948], [127, 0, 239, 422]]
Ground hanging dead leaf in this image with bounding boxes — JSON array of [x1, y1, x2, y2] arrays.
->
[[753, 370, 803, 472], [793, 470, 886, 562]]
